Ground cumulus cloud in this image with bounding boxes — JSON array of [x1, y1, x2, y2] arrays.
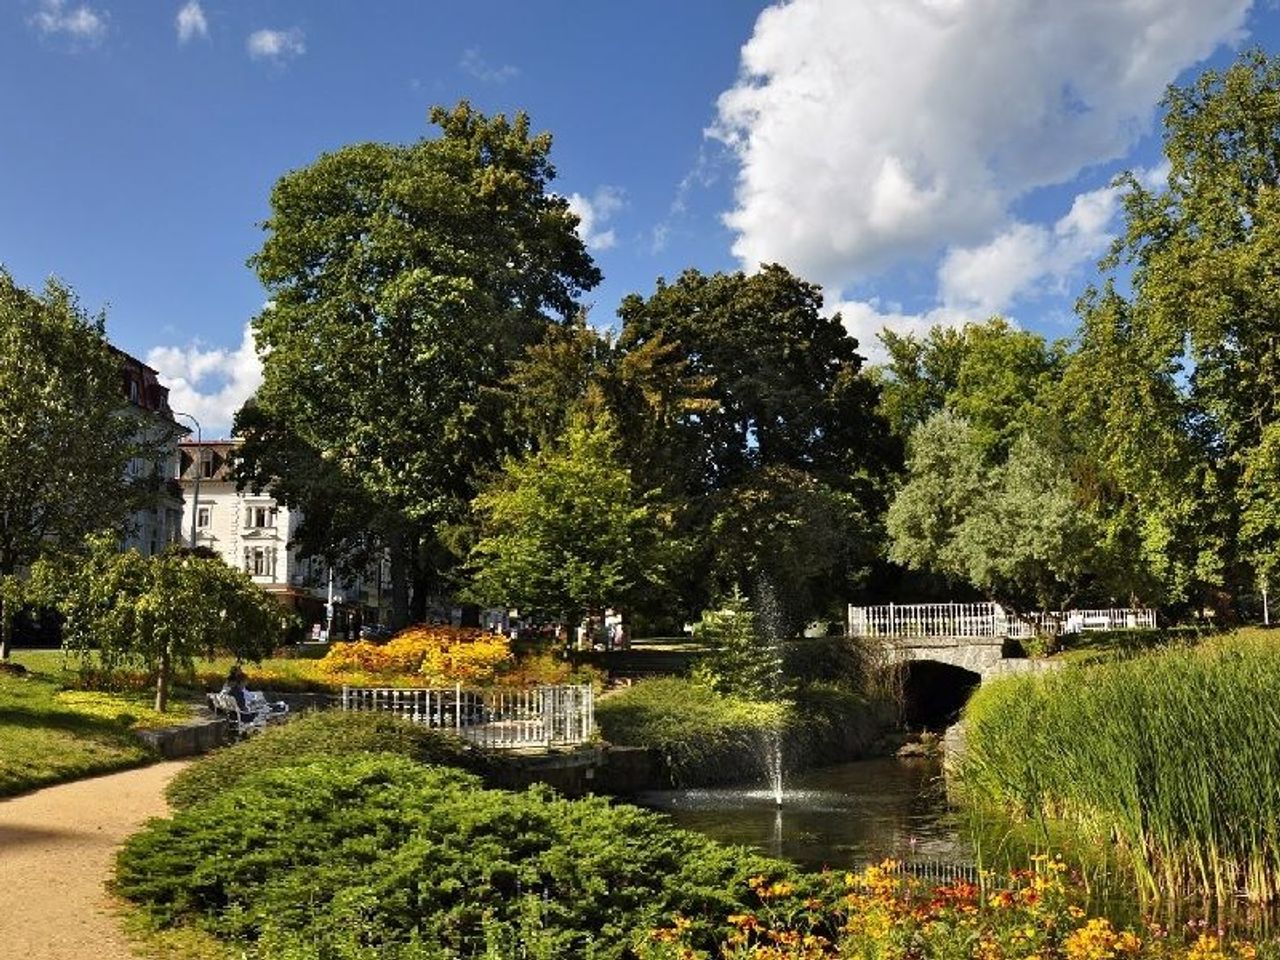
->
[[29, 0, 108, 46], [713, 0, 1251, 291], [176, 1, 208, 43], [567, 186, 626, 251], [147, 325, 262, 435], [247, 27, 305, 61], [831, 298, 970, 365], [459, 47, 519, 84]]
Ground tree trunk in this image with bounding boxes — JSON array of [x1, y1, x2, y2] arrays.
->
[[389, 529, 411, 631], [154, 643, 171, 713], [0, 560, 15, 661]]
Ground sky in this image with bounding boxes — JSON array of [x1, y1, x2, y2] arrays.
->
[[2, 0, 1278, 435]]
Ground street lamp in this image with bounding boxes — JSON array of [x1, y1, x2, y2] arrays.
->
[[171, 411, 201, 549]]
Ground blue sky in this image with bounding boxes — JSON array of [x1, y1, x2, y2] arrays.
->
[[2, 1, 1277, 433]]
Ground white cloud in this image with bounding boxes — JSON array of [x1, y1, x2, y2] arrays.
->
[[459, 48, 519, 84], [567, 186, 626, 251], [713, 0, 1251, 291], [147, 325, 262, 435], [176, 1, 208, 44], [830, 298, 971, 365], [30, 0, 108, 46], [247, 27, 305, 61]]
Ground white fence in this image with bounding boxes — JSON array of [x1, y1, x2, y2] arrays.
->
[[340, 684, 594, 750], [848, 602, 1156, 640]]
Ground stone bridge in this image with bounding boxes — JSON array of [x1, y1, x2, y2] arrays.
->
[[878, 636, 1056, 681]]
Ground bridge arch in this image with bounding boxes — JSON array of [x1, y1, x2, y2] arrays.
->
[[900, 660, 981, 729]]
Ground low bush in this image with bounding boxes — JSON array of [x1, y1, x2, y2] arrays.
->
[[960, 633, 1280, 903], [165, 710, 484, 809], [596, 678, 886, 786], [120, 754, 795, 958]]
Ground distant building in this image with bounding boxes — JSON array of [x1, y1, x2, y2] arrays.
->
[[114, 347, 187, 556], [177, 439, 391, 632]]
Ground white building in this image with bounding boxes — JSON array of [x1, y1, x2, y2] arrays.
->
[[178, 439, 390, 632]]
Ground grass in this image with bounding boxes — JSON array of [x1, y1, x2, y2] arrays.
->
[[958, 629, 1280, 904], [0, 669, 157, 796]]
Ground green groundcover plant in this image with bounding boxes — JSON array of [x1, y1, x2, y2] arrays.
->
[[164, 710, 486, 809], [119, 753, 793, 959]]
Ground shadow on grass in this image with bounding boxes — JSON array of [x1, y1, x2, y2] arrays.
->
[[0, 704, 146, 743]]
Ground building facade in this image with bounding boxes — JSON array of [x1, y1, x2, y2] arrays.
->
[[177, 440, 390, 632], [115, 348, 187, 557]]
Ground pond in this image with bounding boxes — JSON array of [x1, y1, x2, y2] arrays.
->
[[636, 756, 967, 872]]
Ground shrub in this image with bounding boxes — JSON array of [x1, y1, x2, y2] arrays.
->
[[959, 634, 1280, 903], [319, 625, 513, 685], [165, 710, 484, 809], [596, 678, 886, 786], [121, 755, 795, 958]]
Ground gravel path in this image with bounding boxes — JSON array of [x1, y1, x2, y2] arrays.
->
[[0, 761, 189, 959]]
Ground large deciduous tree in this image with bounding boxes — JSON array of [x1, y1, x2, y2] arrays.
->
[[1081, 50, 1280, 613], [0, 270, 140, 658], [240, 103, 600, 628], [614, 264, 895, 629]]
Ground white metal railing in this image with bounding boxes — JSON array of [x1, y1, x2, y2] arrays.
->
[[847, 602, 1156, 640], [340, 683, 594, 750]]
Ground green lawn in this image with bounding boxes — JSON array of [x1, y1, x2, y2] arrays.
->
[[0, 654, 201, 797]]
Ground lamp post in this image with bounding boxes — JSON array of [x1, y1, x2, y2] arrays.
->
[[171, 411, 201, 548]]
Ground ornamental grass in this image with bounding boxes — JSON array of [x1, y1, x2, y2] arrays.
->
[[958, 634, 1280, 905]]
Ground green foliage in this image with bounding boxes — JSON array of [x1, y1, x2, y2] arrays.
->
[[888, 413, 1099, 610], [0, 670, 154, 797], [614, 264, 895, 626], [690, 589, 782, 700], [0, 269, 147, 656], [241, 101, 600, 625], [28, 538, 288, 710], [119, 754, 794, 958], [1077, 50, 1280, 610], [596, 677, 884, 787], [466, 408, 674, 622], [166, 710, 482, 809], [959, 633, 1280, 902]]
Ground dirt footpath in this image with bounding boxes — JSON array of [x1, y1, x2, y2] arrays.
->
[[0, 761, 188, 960]]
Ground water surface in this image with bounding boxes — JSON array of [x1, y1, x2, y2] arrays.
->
[[637, 756, 966, 871]]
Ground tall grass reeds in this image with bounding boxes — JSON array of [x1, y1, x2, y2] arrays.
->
[[958, 634, 1280, 905]]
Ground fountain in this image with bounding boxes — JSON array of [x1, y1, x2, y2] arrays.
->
[[752, 576, 789, 807]]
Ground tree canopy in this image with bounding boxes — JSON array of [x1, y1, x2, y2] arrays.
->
[[239, 102, 600, 626], [0, 269, 144, 657]]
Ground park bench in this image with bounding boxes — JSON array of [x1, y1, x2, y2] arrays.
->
[[207, 691, 288, 736]]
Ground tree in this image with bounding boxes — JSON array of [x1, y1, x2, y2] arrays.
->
[[242, 102, 600, 628], [614, 265, 895, 624], [875, 325, 968, 440], [465, 409, 674, 627], [0, 269, 141, 658], [1091, 50, 1280, 611], [886, 411, 989, 583], [29, 540, 287, 711], [887, 413, 1097, 610]]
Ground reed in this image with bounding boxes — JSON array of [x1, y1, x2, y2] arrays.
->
[[958, 632, 1280, 904]]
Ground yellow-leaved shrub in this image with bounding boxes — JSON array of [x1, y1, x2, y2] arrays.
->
[[319, 626, 513, 686]]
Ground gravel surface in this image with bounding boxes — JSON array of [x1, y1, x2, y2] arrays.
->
[[0, 761, 189, 959]]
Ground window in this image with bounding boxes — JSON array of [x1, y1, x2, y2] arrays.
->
[[199, 449, 214, 479], [247, 505, 273, 529], [196, 506, 211, 529], [244, 546, 276, 578]]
